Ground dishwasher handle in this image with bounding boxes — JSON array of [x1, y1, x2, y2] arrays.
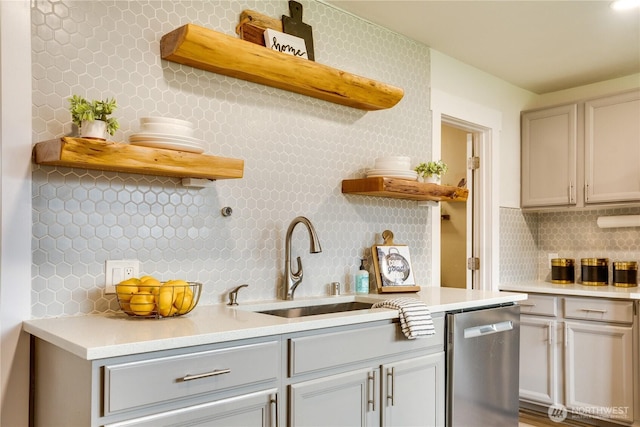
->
[[463, 320, 514, 339]]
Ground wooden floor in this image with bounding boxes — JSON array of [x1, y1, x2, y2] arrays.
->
[[519, 409, 614, 427]]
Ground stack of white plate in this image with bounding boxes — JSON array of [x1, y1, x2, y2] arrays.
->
[[366, 156, 417, 180], [129, 117, 205, 154]]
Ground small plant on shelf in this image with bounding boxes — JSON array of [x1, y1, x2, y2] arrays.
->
[[414, 160, 448, 181], [68, 95, 120, 137]]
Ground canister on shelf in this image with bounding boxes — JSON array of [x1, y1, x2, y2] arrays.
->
[[613, 262, 638, 287], [581, 258, 609, 286], [551, 258, 575, 284]]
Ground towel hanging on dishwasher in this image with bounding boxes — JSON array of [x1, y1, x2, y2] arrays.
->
[[372, 297, 435, 339]]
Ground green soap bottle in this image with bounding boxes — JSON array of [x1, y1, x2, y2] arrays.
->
[[355, 259, 369, 294]]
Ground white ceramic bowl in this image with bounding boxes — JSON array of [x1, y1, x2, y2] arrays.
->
[[139, 117, 194, 137], [374, 156, 411, 171]]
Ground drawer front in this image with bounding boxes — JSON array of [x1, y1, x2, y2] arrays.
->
[[104, 340, 279, 415], [563, 297, 634, 323], [289, 315, 444, 376], [518, 294, 558, 317]]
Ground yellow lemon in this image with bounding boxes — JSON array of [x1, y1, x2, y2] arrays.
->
[[156, 291, 175, 317], [116, 278, 140, 302], [174, 291, 194, 314], [130, 291, 155, 316], [139, 278, 161, 296]]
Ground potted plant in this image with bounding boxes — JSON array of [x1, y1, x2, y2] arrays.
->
[[414, 160, 448, 183], [69, 95, 119, 140]]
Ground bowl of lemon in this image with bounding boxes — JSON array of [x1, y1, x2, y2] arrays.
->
[[115, 276, 202, 318]]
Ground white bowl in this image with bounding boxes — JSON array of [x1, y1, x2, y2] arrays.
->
[[374, 156, 411, 170], [139, 117, 195, 137], [140, 117, 194, 128]]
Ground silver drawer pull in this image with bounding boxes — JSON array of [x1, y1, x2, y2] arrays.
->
[[180, 368, 231, 382], [579, 308, 607, 314], [519, 303, 536, 307]]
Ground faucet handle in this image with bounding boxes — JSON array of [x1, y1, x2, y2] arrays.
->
[[227, 284, 249, 306]]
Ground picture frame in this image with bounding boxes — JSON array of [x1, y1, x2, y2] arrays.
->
[[371, 230, 420, 293]]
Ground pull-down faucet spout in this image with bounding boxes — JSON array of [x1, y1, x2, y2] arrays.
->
[[284, 216, 322, 300]]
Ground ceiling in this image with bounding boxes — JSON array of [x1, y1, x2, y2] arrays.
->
[[325, 1, 640, 94]]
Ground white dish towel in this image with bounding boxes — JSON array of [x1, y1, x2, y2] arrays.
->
[[372, 297, 435, 339]]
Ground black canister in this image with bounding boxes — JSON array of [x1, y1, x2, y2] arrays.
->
[[581, 258, 609, 286], [551, 258, 575, 284], [613, 262, 638, 287]]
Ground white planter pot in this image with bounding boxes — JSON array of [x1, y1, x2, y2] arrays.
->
[[423, 175, 440, 184], [80, 120, 107, 140]]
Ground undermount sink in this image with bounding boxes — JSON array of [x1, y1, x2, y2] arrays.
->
[[257, 302, 374, 318]]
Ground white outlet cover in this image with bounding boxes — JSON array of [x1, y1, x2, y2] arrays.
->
[[105, 259, 140, 294]]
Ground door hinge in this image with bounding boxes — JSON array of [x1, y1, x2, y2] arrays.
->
[[467, 257, 480, 270], [467, 156, 480, 170]]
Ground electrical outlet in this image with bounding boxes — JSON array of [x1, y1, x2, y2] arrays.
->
[[105, 259, 140, 294], [548, 253, 559, 269]]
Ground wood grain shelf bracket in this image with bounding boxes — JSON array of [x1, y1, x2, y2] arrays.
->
[[33, 137, 244, 182], [160, 23, 404, 111], [341, 177, 469, 203]]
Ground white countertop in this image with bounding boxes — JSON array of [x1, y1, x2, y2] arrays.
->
[[500, 281, 640, 299], [23, 287, 526, 360]]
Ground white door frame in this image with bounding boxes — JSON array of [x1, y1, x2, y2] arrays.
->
[[430, 89, 502, 291]]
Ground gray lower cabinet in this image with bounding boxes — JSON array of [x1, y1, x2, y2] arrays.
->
[[31, 316, 446, 427], [284, 315, 446, 427], [518, 294, 636, 424], [31, 337, 281, 426]]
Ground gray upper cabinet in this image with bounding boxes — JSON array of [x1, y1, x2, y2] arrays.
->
[[584, 90, 640, 204], [521, 89, 640, 210], [521, 104, 578, 208]]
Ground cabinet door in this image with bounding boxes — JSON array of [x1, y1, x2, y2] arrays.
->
[[585, 90, 640, 204], [290, 367, 379, 427], [105, 389, 278, 427], [565, 320, 634, 423], [521, 104, 578, 208], [382, 352, 445, 427], [519, 316, 559, 405]]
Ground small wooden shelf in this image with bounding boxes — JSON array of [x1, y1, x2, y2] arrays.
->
[[341, 177, 469, 202], [33, 137, 244, 181], [160, 24, 404, 111]]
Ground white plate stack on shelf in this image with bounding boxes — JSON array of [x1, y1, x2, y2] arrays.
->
[[129, 117, 205, 154], [366, 156, 417, 180]]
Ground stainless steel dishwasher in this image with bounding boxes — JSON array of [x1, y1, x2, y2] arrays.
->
[[446, 304, 520, 427]]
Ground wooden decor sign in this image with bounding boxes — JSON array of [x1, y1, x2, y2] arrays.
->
[[371, 230, 420, 293]]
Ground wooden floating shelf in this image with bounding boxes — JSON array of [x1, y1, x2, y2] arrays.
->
[[33, 137, 244, 181], [160, 23, 404, 111], [341, 177, 469, 202]]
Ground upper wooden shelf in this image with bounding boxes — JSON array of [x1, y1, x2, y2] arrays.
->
[[160, 24, 404, 111], [33, 137, 244, 181], [342, 177, 469, 202]]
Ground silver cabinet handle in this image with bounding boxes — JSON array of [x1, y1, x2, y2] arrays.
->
[[519, 302, 536, 307], [270, 393, 279, 427], [386, 367, 395, 406], [548, 322, 553, 345], [568, 182, 574, 203], [579, 308, 607, 314], [180, 368, 231, 382], [367, 371, 376, 412]]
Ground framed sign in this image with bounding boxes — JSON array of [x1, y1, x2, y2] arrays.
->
[[371, 230, 420, 293]]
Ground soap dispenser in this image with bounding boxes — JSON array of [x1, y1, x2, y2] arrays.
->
[[355, 258, 370, 294]]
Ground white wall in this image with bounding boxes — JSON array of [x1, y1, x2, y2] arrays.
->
[[0, 1, 32, 425], [430, 49, 536, 209]]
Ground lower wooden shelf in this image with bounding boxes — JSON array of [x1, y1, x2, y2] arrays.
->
[[33, 137, 244, 181], [341, 177, 468, 202]]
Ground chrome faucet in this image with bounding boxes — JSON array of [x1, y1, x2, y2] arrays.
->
[[284, 216, 322, 300]]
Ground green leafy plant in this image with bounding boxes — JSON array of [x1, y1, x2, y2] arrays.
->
[[414, 160, 448, 179], [68, 95, 119, 136]]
